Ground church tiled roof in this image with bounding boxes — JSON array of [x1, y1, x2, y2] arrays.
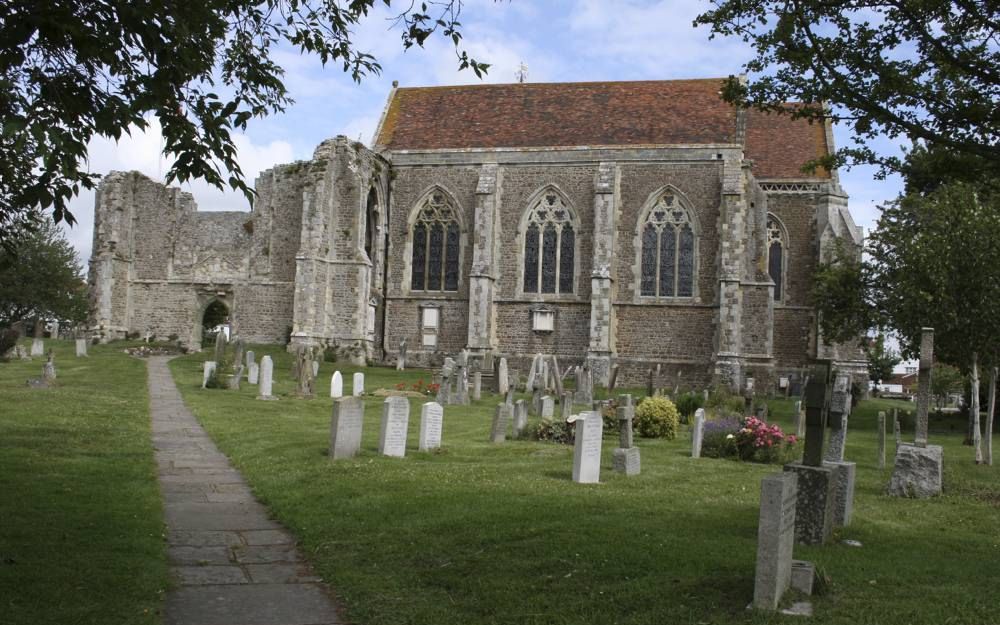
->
[[374, 79, 831, 179]]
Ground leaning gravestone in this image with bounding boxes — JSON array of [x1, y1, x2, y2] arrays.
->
[[75, 338, 88, 357], [248, 362, 259, 385], [893, 409, 901, 453], [353, 372, 365, 396], [691, 408, 706, 458], [491, 403, 512, 443], [256, 356, 277, 400], [612, 395, 640, 476], [512, 400, 528, 438], [889, 328, 943, 497], [379, 396, 410, 458], [753, 472, 799, 611], [572, 411, 603, 484], [419, 402, 443, 451], [330, 396, 364, 460], [202, 361, 217, 388], [331, 371, 343, 398]]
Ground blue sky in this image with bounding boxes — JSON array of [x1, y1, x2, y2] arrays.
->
[[64, 0, 904, 263]]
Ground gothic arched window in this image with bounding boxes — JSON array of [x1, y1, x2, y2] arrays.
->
[[767, 215, 786, 301], [523, 190, 576, 294], [639, 192, 696, 297], [364, 187, 378, 261], [411, 190, 460, 292]]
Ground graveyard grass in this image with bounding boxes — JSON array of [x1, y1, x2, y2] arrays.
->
[[0, 340, 166, 625], [170, 349, 1000, 625]]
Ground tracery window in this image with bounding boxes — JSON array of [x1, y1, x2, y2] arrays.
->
[[767, 216, 785, 301], [411, 191, 460, 292], [639, 192, 696, 297], [523, 190, 576, 294]]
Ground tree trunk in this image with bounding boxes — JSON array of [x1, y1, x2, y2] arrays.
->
[[971, 352, 982, 464], [986, 366, 996, 466]]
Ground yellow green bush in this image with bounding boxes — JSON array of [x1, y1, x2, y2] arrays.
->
[[634, 396, 680, 439]]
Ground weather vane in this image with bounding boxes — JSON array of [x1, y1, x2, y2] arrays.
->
[[516, 62, 529, 83]]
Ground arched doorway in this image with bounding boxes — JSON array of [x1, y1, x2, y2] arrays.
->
[[200, 300, 231, 349]]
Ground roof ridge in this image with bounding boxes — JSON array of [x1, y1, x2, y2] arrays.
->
[[392, 77, 729, 91]]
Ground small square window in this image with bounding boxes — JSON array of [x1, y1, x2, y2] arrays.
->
[[422, 331, 437, 348], [422, 307, 440, 330], [532, 310, 555, 332]]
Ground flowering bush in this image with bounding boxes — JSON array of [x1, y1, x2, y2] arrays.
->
[[427, 382, 440, 395], [411, 379, 426, 393], [699, 417, 742, 458], [395, 381, 407, 391], [733, 416, 798, 464]]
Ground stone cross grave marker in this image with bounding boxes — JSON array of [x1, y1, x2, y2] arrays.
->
[[331, 371, 343, 398], [572, 411, 604, 484], [248, 362, 259, 385], [419, 401, 443, 451], [330, 396, 364, 460], [824, 374, 851, 462], [877, 411, 887, 469], [202, 361, 217, 388], [497, 357, 509, 395], [753, 472, 799, 611], [379, 396, 410, 458], [491, 403, 512, 443], [75, 338, 88, 357], [257, 356, 276, 400], [612, 395, 640, 476], [692, 408, 706, 458], [353, 372, 365, 396], [513, 400, 528, 438], [915, 327, 934, 446]]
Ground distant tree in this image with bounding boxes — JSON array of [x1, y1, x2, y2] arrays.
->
[[0, 0, 490, 244], [931, 364, 964, 410], [695, 1, 1000, 177], [0, 219, 87, 327], [867, 334, 901, 387]]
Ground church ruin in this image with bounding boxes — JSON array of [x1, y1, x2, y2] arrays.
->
[[87, 78, 865, 388]]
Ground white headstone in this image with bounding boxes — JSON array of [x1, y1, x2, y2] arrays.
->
[[248, 362, 259, 385], [331, 371, 343, 398], [513, 400, 528, 438], [379, 396, 410, 457], [472, 371, 482, 401], [312, 360, 320, 377], [30, 338, 44, 357], [419, 402, 444, 451], [692, 408, 706, 458], [75, 338, 88, 357], [257, 356, 275, 399], [753, 472, 799, 610], [330, 396, 364, 460], [572, 412, 603, 484], [541, 395, 554, 419], [353, 372, 365, 396], [497, 357, 509, 395], [202, 361, 217, 388]]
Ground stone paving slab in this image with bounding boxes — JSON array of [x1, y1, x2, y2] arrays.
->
[[148, 357, 341, 625]]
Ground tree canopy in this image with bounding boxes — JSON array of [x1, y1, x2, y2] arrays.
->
[[695, 1, 1000, 176], [0, 0, 488, 244]]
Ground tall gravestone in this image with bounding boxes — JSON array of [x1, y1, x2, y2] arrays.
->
[[753, 472, 799, 611], [472, 371, 482, 401], [330, 396, 364, 459], [229, 365, 243, 390], [295, 346, 315, 398], [497, 357, 509, 395], [893, 410, 901, 453], [419, 402, 443, 451], [491, 403, 512, 443], [550, 356, 564, 397], [691, 408, 706, 458], [889, 328, 944, 497], [256, 356, 276, 400], [331, 371, 343, 398], [213, 330, 227, 365], [561, 392, 573, 420], [612, 395, 640, 476], [353, 372, 365, 396], [608, 364, 620, 393], [877, 412, 887, 469], [783, 366, 836, 545], [512, 400, 528, 438], [202, 361, 217, 388], [437, 358, 454, 404], [75, 338, 88, 357], [397, 338, 407, 371], [572, 412, 603, 484], [231, 337, 245, 374], [379, 396, 410, 457], [824, 375, 851, 462], [248, 362, 259, 385], [245, 350, 255, 370]]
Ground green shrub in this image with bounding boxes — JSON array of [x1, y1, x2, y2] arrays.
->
[[600, 401, 619, 434], [0, 328, 19, 357], [633, 396, 680, 439], [324, 346, 338, 363], [705, 385, 746, 418], [203, 369, 224, 389], [534, 419, 574, 444], [674, 391, 704, 420]]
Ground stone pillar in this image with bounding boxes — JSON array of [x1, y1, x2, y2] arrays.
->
[[467, 164, 500, 357], [714, 158, 750, 389], [587, 162, 617, 385]]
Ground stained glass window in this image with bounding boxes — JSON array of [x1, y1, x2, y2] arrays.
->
[[523, 190, 576, 294], [410, 190, 461, 291], [639, 192, 697, 298], [767, 216, 785, 301]]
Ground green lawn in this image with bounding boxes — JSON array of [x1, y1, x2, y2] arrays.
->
[[169, 348, 1000, 625], [0, 340, 167, 625]]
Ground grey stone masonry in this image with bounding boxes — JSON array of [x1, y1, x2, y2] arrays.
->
[[692, 408, 706, 458], [491, 403, 512, 443], [378, 397, 410, 458], [75, 338, 88, 357], [419, 402, 443, 451], [753, 472, 798, 611], [572, 412, 603, 484], [783, 462, 836, 546], [330, 396, 364, 460], [147, 357, 342, 625]]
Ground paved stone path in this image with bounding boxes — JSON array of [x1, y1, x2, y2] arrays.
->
[[148, 357, 341, 625]]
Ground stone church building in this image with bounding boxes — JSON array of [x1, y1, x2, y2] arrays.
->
[[88, 78, 864, 388]]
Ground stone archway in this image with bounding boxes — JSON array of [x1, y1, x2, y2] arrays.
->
[[192, 296, 231, 351]]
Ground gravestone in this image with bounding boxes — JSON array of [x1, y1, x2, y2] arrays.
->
[[525, 353, 542, 392], [550, 356, 564, 396], [647, 368, 655, 397], [246, 350, 255, 369], [531, 389, 543, 417], [572, 412, 603, 484], [378, 396, 410, 457], [295, 346, 315, 398], [419, 402, 443, 451], [561, 392, 573, 420], [256, 356, 276, 400], [231, 337, 245, 373], [753, 472, 799, 611], [397, 338, 407, 371], [890, 328, 944, 497], [472, 371, 482, 401], [824, 460, 856, 527], [330, 396, 364, 460], [691, 408, 706, 458], [505, 386, 515, 407], [575, 364, 593, 405], [30, 338, 43, 357], [612, 395, 640, 476], [877, 412, 887, 469], [513, 400, 528, 438], [331, 371, 343, 398], [541, 395, 554, 419], [491, 403, 512, 443], [248, 362, 259, 385], [42, 351, 56, 383], [202, 361, 217, 388], [455, 365, 469, 405], [353, 372, 365, 396], [229, 365, 243, 390], [608, 364, 620, 392], [823, 374, 851, 462], [213, 331, 227, 365], [893, 410, 901, 453], [497, 357, 509, 395], [75, 338, 88, 357], [437, 358, 454, 404], [312, 360, 320, 378], [51, 321, 60, 339]]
